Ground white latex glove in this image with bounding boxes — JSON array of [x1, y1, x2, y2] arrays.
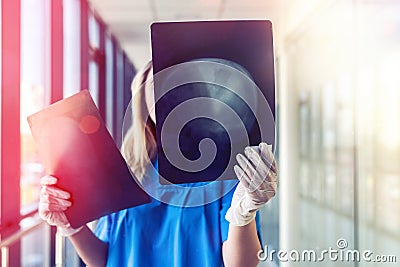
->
[[225, 142, 278, 226], [39, 175, 83, 236]]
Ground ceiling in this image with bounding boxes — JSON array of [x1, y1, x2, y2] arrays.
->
[[89, 0, 284, 68]]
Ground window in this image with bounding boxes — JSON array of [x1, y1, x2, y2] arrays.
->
[[63, 0, 81, 98], [105, 34, 114, 133], [113, 44, 125, 147], [88, 10, 100, 106], [20, 0, 50, 213], [285, 0, 400, 263], [1, 0, 135, 265], [356, 3, 400, 253]]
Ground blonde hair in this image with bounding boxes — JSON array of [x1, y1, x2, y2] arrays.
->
[[121, 62, 157, 181]]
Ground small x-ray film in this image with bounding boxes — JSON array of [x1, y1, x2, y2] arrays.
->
[[151, 20, 276, 184], [28, 90, 150, 228]]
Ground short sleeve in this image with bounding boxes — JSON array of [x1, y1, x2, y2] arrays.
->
[[219, 184, 263, 247], [94, 215, 112, 243], [219, 185, 237, 243], [219, 184, 236, 243]]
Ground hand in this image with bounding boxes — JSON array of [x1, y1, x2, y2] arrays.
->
[[225, 142, 278, 226], [39, 175, 83, 236]]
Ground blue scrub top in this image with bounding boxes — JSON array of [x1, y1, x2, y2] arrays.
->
[[94, 165, 263, 267]]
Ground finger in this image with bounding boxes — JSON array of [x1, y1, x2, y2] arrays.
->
[[264, 151, 278, 182], [247, 147, 278, 186], [259, 143, 277, 173], [235, 166, 259, 194], [39, 208, 48, 220], [40, 193, 72, 207], [236, 153, 256, 179], [259, 145, 276, 173], [262, 179, 277, 192], [244, 147, 273, 191], [233, 165, 250, 189], [38, 208, 70, 227], [259, 143, 274, 160], [270, 165, 278, 184], [236, 154, 265, 192], [46, 212, 70, 227], [241, 147, 278, 192], [39, 202, 70, 213], [244, 147, 271, 179], [261, 182, 277, 199], [50, 212, 70, 227], [40, 175, 58, 186], [41, 185, 70, 199]]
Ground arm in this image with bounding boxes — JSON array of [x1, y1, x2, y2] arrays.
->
[[223, 143, 278, 267], [69, 226, 108, 267], [222, 220, 261, 267]]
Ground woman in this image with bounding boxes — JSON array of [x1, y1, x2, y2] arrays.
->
[[39, 61, 278, 267]]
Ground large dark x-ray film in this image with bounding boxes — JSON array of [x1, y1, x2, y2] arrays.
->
[[151, 20, 275, 184], [28, 90, 151, 228]]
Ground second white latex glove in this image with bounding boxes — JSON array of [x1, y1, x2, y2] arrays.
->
[[39, 175, 83, 236], [225, 142, 278, 226]]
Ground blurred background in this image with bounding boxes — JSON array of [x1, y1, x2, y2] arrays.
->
[[1, 0, 399, 266]]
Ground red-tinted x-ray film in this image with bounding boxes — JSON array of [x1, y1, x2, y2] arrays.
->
[[28, 90, 150, 228]]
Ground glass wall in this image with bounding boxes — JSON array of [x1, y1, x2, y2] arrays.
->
[[282, 0, 400, 266], [88, 9, 99, 106], [20, 217, 50, 267], [1, 0, 136, 266], [356, 1, 400, 262], [105, 34, 114, 133], [20, 0, 50, 212], [63, 0, 81, 98], [113, 46, 125, 146]]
